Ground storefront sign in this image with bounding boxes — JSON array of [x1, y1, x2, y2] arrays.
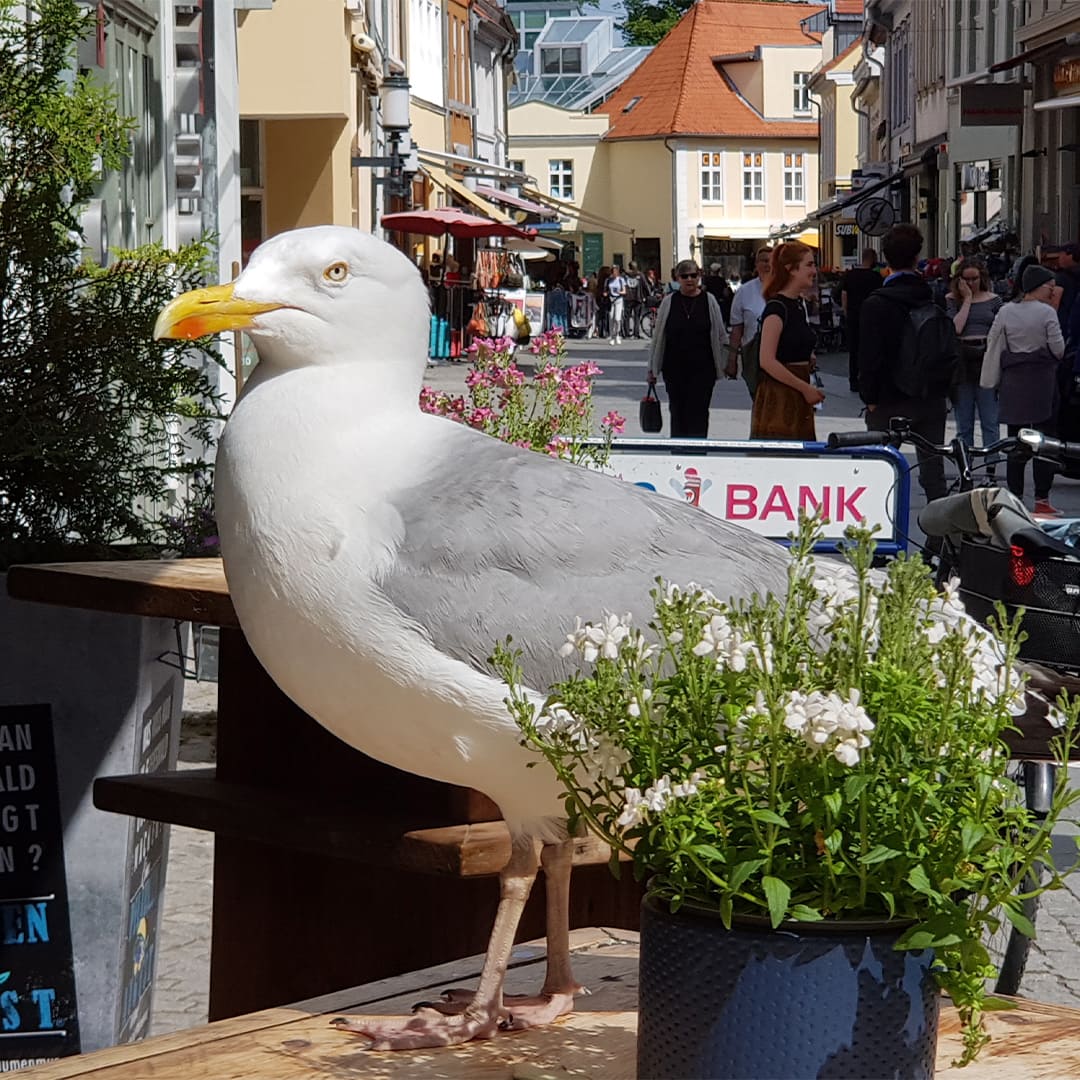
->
[[0, 704, 81, 1069], [1053, 58, 1080, 95], [834, 222, 860, 237], [960, 83, 1024, 127], [598, 443, 907, 552]]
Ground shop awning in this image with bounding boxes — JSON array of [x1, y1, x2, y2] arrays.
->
[[1034, 94, 1080, 112], [520, 186, 636, 235], [422, 169, 515, 224], [989, 39, 1069, 73], [475, 186, 560, 220]]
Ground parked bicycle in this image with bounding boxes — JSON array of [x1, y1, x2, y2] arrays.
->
[[827, 420, 1080, 994]]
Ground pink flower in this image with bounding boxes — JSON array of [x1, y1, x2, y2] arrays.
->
[[467, 407, 495, 428], [602, 411, 626, 434]]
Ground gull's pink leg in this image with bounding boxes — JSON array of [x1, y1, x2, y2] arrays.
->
[[330, 835, 539, 1050], [414, 838, 582, 1026]]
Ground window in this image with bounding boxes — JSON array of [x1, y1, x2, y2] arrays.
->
[[741, 151, 764, 203], [700, 151, 723, 202], [549, 159, 573, 199], [783, 151, 805, 203], [508, 159, 525, 175], [793, 71, 811, 114], [541, 47, 581, 75]]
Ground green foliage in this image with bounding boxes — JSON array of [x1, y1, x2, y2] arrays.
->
[[496, 520, 1080, 1065], [0, 0, 224, 567], [616, 0, 691, 46]]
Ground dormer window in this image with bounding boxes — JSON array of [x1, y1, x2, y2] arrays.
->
[[541, 47, 582, 76], [793, 71, 811, 114]]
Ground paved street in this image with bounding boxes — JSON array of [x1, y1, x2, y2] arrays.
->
[[151, 336, 1080, 1037]]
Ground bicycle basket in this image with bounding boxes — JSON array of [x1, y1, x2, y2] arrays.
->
[[953, 539, 1080, 668]]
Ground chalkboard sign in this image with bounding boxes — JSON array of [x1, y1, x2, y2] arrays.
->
[[582, 232, 604, 275], [0, 704, 81, 1067]]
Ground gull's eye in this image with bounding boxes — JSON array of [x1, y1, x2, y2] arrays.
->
[[323, 261, 349, 283]]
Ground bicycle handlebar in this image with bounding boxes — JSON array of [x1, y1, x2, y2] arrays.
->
[[825, 431, 890, 449], [826, 421, 1080, 467]]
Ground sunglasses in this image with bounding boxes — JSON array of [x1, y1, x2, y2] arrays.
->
[[679, 273, 699, 280]]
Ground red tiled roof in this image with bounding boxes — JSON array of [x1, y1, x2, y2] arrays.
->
[[600, 0, 825, 141], [815, 35, 862, 77], [833, 0, 864, 15]]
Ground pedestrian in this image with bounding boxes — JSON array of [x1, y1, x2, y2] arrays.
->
[[547, 281, 569, 334], [726, 246, 772, 382], [859, 223, 958, 504], [1053, 242, 1080, 336], [981, 264, 1066, 516], [644, 268, 662, 300], [594, 266, 610, 340], [623, 261, 645, 338], [946, 258, 1002, 477], [607, 264, 626, 345], [704, 263, 734, 326], [840, 248, 883, 393], [646, 259, 729, 438], [750, 241, 824, 440]]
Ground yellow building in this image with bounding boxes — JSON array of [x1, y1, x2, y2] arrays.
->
[[808, 39, 862, 270], [509, 1, 825, 279]]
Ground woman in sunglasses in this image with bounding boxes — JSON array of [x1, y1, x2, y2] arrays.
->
[[647, 260, 729, 437], [947, 258, 1003, 478], [750, 241, 825, 439]]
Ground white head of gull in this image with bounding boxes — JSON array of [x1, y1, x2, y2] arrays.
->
[[152, 225, 806, 1050]]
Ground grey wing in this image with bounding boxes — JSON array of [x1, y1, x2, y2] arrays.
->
[[379, 428, 793, 691]]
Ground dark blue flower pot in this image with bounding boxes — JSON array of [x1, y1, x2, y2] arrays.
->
[[637, 895, 940, 1080]]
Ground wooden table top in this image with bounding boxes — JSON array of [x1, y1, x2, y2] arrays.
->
[[6, 559, 238, 626], [20, 928, 1080, 1079]]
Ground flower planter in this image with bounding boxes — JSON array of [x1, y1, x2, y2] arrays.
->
[[637, 895, 940, 1080]]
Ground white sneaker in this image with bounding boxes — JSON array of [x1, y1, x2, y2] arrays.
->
[[608, 338, 615, 345], [616, 336, 622, 344]]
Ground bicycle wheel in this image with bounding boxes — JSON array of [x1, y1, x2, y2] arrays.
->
[[982, 760, 1047, 995], [640, 310, 654, 338], [983, 868, 1039, 995]]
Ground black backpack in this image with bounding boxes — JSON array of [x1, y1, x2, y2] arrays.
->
[[887, 297, 959, 398]]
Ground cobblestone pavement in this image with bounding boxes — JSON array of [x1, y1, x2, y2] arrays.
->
[[151, 338, 1080, 1036]]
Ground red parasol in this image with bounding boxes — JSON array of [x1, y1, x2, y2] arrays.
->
[[381, 207, 537, 241]]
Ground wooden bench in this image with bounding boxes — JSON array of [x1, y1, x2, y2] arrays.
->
[[7, 562, 642, 1022], [18, 928, 1080, 1079]]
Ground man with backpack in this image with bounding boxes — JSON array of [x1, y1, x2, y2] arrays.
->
[[859, 223, 959, 503]]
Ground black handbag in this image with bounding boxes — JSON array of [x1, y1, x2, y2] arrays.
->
[[640, 382, 663, 433]]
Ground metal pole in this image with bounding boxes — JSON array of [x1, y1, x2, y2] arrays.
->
[[200, 0, 218, 270]]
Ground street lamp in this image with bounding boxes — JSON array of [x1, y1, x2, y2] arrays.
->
[[689, 222, 705, 259], [352, 74, 416, 200]]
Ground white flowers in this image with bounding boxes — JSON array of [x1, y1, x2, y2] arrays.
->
[[691, 611, 771, 672], [782, 688, 875, 766], [616, 771, 705, 828], [560, 612, 633, 662]]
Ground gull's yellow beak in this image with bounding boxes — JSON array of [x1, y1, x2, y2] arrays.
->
[[153, 283, 285, 341]]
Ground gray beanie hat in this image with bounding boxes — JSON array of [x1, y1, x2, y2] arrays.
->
[[1022, 264, 1055, 293]]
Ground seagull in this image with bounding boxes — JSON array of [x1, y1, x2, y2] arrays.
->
[[151, 226, 831, 1048]]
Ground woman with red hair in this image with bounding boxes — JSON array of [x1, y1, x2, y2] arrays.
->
[[750, 241, 825, 439]]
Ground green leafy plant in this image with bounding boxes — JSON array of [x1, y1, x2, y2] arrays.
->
[[495, 519, 1080, 1065], [0, 0, 224, 567]]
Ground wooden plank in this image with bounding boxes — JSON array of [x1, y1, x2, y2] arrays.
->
[[6, 559, 238, 626], [92, 770, 622, 877], [18, 928, 1080, 1079]]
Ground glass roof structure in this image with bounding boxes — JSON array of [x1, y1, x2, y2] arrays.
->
[[510, 44, 651, 111]]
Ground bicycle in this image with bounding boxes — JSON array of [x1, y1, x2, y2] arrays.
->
[[827, 420, 1080, 994]]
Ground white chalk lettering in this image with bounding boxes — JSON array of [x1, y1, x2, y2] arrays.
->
[[0, 765, 35, 793], [0, 725, 31, 753]]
